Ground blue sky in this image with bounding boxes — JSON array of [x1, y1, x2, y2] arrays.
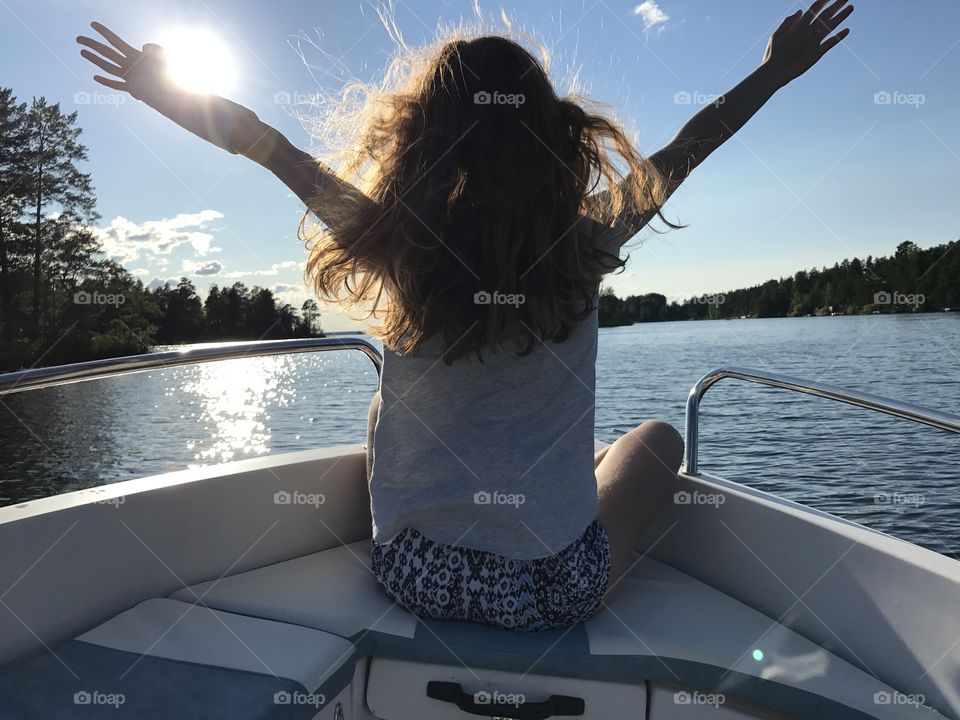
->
[[2, 0, 959, 330]]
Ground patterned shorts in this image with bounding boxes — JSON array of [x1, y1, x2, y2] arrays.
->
[[370, 518, 611, 632]]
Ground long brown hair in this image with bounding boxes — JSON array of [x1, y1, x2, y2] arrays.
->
[[302, 28, 677, 364]]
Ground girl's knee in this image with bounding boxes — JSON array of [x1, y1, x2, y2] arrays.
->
[[631, 420, 684, 463]]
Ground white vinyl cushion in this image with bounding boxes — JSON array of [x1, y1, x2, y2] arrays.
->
[[78, 598, 355, 692], [170, 540, 418, 639]]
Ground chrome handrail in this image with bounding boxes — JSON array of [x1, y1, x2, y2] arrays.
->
[[0, 337, 383, 396], [683, 366, 960, 475]]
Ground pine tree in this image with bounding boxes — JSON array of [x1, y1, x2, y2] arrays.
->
[[0, 88, 30, 340], [23, 97, 98, 336], [301, 299, 320, 335]]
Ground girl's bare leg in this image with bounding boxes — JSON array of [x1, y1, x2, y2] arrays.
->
[[593, 443, 611, 469], [596, 421, 684, 600]]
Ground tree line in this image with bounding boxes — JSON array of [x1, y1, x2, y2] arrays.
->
[[599, 239, 960, 326], [0, 87, 321, 372]]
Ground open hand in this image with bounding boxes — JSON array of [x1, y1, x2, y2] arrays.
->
[[76, 22, 180, 111], [762, 1, 854, 85]]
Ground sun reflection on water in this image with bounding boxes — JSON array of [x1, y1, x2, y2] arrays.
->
[[179, 356, 298, 465]]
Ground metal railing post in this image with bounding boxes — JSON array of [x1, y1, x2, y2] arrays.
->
[[683, 366, 960, 475], [0, 337, 383, 396]]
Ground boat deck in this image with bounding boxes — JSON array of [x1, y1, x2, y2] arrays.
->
[[0, 537, 937, 719]]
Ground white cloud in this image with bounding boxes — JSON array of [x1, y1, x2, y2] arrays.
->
[[222, 260, 303, 279], [633, 1, 670, 30], [182, 259, 224, 276], [147, 276, 185, 290], [272, 283, 312, 308], [93, 210, 224, 265]]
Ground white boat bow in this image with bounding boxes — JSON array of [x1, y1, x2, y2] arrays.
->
[[0, 339, 957, 720]]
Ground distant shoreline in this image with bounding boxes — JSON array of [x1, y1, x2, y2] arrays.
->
[[599, 308, 960, 328]]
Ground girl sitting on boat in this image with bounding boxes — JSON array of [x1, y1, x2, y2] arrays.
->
[[77, 0, 853, 631]]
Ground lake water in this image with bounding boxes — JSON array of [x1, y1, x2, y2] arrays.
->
[[2, 314, 958, 558]]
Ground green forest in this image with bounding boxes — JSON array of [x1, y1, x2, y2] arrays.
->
[[599, 239, 960, 327], [0, 88, 321, 372]]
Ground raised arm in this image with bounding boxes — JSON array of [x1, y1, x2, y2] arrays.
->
[[593, 0, 855, 242], [76, 22, 373, 230]]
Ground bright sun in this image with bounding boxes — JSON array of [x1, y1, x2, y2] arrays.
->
[[158, 27, 237, 95]]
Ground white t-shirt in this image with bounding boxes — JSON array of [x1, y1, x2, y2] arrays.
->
[[368, 288, 603, 560]]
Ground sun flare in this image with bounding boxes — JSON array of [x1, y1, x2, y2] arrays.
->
[[158, 27, 237, 95]]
